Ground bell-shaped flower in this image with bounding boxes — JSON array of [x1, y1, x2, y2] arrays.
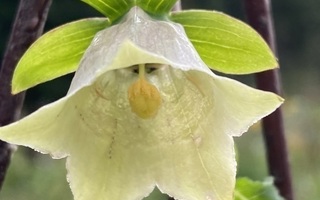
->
[[0, 7, 283, 200]]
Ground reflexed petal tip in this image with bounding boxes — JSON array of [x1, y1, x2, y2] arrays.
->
[[210, 75, 284, 137], [0, 97, 71, 159], [0, 6, 283, 200]]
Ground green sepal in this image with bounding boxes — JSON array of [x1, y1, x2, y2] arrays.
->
[[137, 0, 178, 18], [81, 0, 134, 22], [82, 0, 178, 22], [170, 10, 278, 74], [12, 18, 109, 94], [235, 177, 284, 200]]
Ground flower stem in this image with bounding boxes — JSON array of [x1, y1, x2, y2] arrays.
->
[[242, 0, 294, 199], [0, 0, 52, 190]]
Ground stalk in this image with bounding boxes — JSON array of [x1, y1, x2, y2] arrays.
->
[[0, 0, 52, 190], [242, 0, 294, 199]]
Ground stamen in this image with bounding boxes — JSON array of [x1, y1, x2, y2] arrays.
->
[[128, 64, 162, 119], [139, 64, 145, 79]]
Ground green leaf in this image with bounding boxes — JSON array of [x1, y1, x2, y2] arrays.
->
[[170, 10, 278, 74], [81, 0, 134, 22], [12, 18, 109, 94], [235, 177, 284, 200], [81, 0, 178, 22]]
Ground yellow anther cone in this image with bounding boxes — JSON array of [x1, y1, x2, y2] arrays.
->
[[128, 77, 161, 119]]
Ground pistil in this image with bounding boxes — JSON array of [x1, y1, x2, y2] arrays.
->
[[127, 64, 162, 119]]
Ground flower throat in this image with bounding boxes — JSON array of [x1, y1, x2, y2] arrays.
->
[[127, 64, 162, 119]]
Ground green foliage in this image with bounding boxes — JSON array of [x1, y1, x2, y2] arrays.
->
[[170, 10, 278, 74], [142, 188, 169, 200], [12, 18, 109, 94], [82, 0, 178, 22], [142, 178, 285, 200], [234, 178, 284, 200]]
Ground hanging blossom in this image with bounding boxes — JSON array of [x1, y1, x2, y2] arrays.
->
[[0, 7, 283, 200]]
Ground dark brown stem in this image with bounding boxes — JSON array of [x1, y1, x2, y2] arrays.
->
[[0, 0, 52, 190], [242, 0, 294, 199]]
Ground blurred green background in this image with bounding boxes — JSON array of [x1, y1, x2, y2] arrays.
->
[[0, 0, 319, 199]]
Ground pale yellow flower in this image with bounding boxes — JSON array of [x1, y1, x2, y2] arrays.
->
[[0, 7, 283, 200]]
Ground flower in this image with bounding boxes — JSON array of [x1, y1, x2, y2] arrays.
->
[[0, 7, 283, 200]]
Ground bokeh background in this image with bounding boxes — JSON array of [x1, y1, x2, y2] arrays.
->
[[0, 0, 319, 199]]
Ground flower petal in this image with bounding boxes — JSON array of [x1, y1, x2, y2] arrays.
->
[[0, 97, 71, 158], [155, 121, 236, 200], [66, 67, 237, 200], [68, 6, 210, 94], [210, 75, 284, 136]]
